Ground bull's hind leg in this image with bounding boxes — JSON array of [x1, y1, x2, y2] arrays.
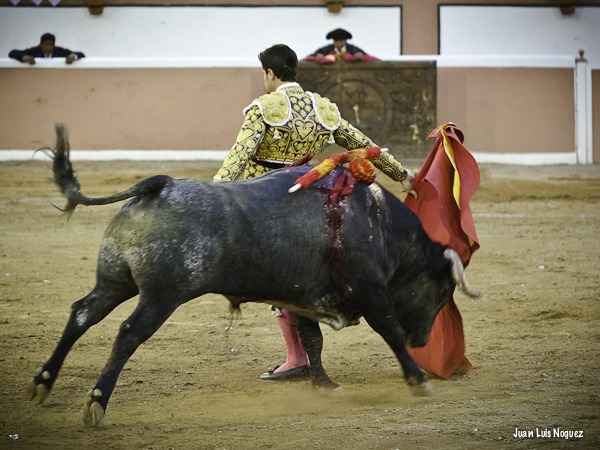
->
[[356, 286, 432, 396], [82, 293, 181, 427], [292, 313, 342, 393], [26, 279, 138, 405]]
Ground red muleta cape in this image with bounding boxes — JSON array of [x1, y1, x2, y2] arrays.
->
[[404, 123, 480, 379]]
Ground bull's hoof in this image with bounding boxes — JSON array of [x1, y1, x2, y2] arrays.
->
[[314, 380, 342, 395], [83, 389, 104, 427], [26, 368, 52, 404], [332, 385, 346, 397], [409, 381, 434, 396], [26, 378, 50, 405]]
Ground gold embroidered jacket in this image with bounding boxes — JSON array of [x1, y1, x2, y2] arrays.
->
[[214, 83, 407, 182]]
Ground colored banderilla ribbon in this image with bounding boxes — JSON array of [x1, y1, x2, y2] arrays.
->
[[289, 147, 382, 193]]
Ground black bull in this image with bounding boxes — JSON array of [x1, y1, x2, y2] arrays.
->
[[27, 125, 481, 426]]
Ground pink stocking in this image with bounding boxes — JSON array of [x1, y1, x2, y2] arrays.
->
[[274, 308, 309, 373]]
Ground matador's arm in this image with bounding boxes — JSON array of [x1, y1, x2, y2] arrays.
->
[[214, 106, 266, 181], [333, 118, 408, 182]]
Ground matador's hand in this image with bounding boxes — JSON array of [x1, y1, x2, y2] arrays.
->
[[401, 171, 418, 198]]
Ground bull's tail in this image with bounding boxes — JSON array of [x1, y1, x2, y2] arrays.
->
[[443, 248, 483, 298], [47, 124, 171, 217]]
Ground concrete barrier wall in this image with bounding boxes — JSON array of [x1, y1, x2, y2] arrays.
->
[[0, 66, 263, 151], [1, 3, 595, 163], [0, 63, 577, 163], [437, 68, 575, 158]]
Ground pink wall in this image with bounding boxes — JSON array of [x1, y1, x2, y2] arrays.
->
[[1, 65, 576, 156], [437, 67, 575, 154], [0, 67, 264, 151]]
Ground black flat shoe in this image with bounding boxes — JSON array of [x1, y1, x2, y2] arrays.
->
[[260, 364, 310, 381]]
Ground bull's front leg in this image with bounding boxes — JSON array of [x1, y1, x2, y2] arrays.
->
[[355, 286, 433, 396], [292, 313, 343, 394]]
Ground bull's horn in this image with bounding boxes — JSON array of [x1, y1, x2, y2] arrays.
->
[[443, 248, 483, 298]]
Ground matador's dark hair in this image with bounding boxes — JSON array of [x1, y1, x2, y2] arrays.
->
[[259, 44, 298, 82], [40, 33, 56, 44]]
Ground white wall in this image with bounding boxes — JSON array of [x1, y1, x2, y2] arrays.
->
[[440, 6, 600, 68], [0, 6, 401, 60]]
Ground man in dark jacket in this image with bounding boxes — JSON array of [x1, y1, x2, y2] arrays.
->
[[9, 33, 85, 65], [306, 28, 378, 63]]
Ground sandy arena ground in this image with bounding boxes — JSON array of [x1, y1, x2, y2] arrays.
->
[[1, 158, 599, 449]]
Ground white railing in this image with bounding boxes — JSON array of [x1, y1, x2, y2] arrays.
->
[[0, 57, 261, 69], [0, 54, 577, 69]]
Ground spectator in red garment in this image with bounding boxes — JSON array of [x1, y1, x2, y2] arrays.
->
[[9, 33, 85, 65]]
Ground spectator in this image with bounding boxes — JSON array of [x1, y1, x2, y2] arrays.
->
[[305, 28, 378, 63], [9, 33, 85, 65]]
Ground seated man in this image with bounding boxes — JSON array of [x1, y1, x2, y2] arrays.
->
[[9, 33, 85, 65], [305, 28, 378, 63]]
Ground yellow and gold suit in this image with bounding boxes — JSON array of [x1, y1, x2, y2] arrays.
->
[[214, 82, 407, 182]]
